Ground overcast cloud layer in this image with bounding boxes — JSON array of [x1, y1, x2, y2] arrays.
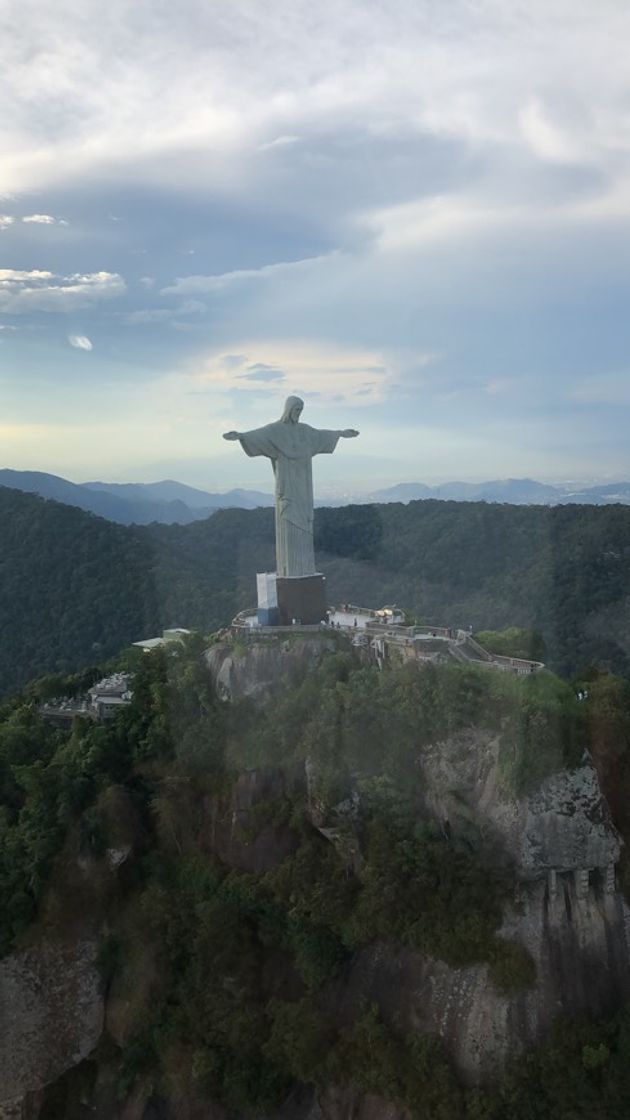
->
[[1, 0, 630, 490]]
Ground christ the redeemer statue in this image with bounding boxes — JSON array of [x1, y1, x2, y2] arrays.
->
[[223, 396, 359, 578]]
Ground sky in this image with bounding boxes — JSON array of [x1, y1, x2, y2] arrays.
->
[[2, 0, 630, 493]]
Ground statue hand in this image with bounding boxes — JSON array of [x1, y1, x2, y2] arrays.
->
[[340, 429, 359, 438], [223, 431, 240, 441]]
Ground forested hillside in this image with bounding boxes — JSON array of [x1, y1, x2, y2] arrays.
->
[[3, 641, 630, 1117], [0, 488, 159, 695], [3, 486, 630, 697]]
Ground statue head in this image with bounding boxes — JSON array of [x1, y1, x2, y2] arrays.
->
[[280, 395, 304, 423]]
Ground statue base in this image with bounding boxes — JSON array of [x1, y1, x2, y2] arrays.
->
[[257, 572, 280, 627], [276, 573, 327, 626]]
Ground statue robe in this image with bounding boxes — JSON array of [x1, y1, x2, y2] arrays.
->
[[235, 421, 341, 577]]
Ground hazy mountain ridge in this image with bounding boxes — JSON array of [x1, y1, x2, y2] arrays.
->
[[0, 469, 273, 525], [3, 468, 630, 530], [369, 477, 630, 505], [83, 478, 274, 510]]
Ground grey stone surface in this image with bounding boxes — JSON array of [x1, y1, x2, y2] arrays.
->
[[205, 635, 336, 702], [420, 728, 621, 877], [0, 937, 103, 1107]]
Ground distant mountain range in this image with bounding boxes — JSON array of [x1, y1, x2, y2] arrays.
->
[[368, 478, 630, 506], [3, 469, 630, 526], [0, 470, 273, 525]]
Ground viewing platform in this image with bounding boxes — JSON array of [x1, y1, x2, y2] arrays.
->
[[230, 604, 544, 676]]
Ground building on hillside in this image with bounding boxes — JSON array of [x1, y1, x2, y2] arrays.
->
[[88, 673, 134, 720], [133, 627, 191, 652], [39, 672, 134, 726]]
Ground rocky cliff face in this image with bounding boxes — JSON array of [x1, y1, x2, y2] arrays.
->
[[5, 639, 630, 1117], [203, 643, 630, 1084], [311, 727, 630, 1083], [205, 635, 336, 703], [0, 936, 103, 1119]]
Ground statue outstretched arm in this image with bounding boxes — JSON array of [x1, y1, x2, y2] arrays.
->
[[223, 431, 241, 440], [339, 429, 359, 438]]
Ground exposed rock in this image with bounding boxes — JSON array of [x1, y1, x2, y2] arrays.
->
[[201, 766, 301, 874], [332, 864, 630, 1084], [107, 845, 132, 869], [420, 728, 621, 876], [305, 758, 363, 871], [205, 636, 336, 702], [328, 726, 630, 1082], [8, 637, 630, 1112], [0, 937, 103, 1109]]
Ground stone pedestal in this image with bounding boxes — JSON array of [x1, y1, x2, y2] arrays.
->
[[276, 574, 327, 626]]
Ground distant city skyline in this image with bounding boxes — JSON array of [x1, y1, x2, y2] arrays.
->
[[2, 1, 630, 482]]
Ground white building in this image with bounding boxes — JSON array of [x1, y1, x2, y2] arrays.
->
[[133, 627, 191, 652]]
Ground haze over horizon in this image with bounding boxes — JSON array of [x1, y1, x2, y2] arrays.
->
[[2, 1, 630, 483]]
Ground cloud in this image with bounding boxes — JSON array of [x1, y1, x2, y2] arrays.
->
[[1, 3, 630, 484], [0, 270, 125, 314], [238, 363, 285, 383], [0, 269, 55, 281], [161, 254, 330, 297], [22, 213, 59, 224], [258, 134, 300, 152], [519, 100, 582, 165], [68, 334, 93, 350], [0, 215, 15, 229], [123, 308, 176, 324], [1, 0, 628, 209], [123, 299, 205, 325], [183, 341, 399, 405]]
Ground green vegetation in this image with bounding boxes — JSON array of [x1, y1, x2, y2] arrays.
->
[[5, 485, 630, 698], [5, 628, 630, 1116], [229, 654, 585, 800], [0, 486, 159, 698], [497, 670, 584, 795], [474, 626, 546, 662]]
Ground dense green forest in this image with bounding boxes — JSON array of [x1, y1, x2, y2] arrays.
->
[[3, 485, 630, 697], [3, 642, 630, 1117]]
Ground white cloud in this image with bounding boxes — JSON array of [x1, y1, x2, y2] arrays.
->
[[519, 99, 582, 164], [0, 269, 125, 313], [181, 340, 404, 406], [0, 269, 55, 281], [0, 215, 15, 229], [22, 213, 55, 224], [68, 334, 93, 350], [2, 0, 629, 212]]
